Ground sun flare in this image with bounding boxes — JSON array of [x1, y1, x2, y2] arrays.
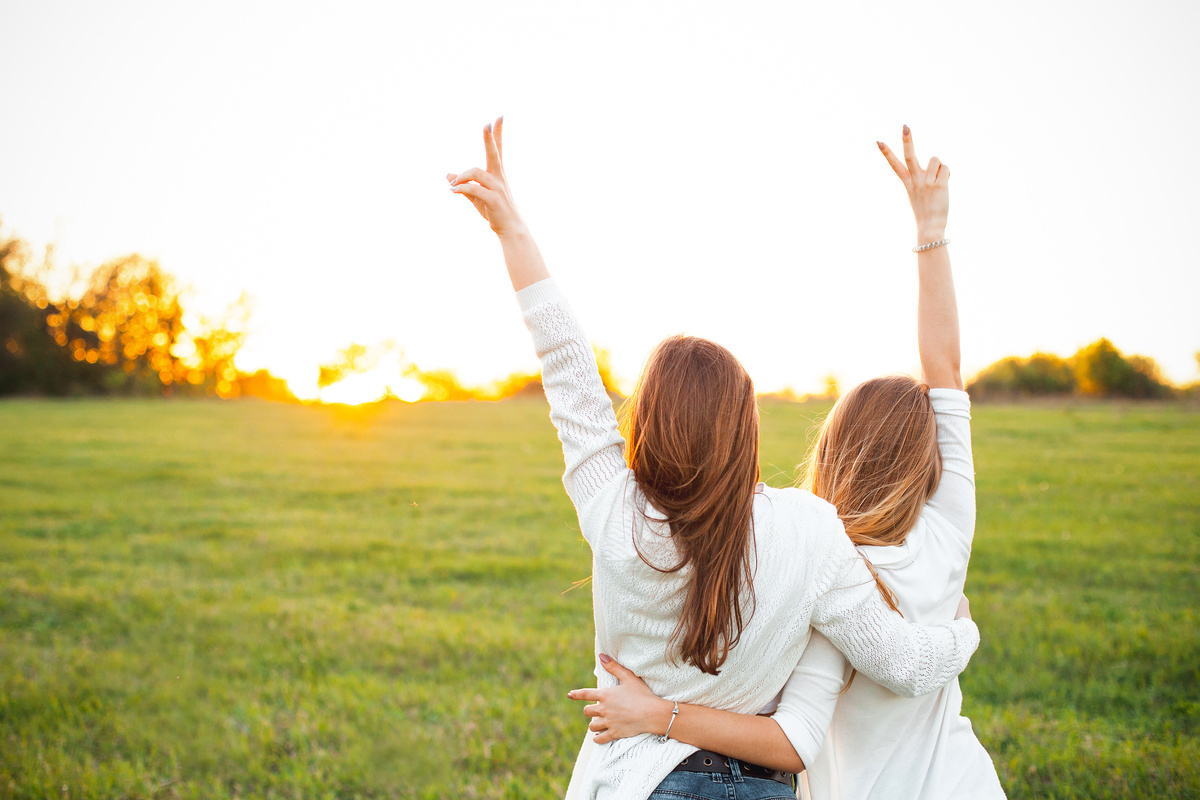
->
[[317, 368, 426, 405]]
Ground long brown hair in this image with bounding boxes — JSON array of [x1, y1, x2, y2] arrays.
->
[[620, 335, 760, 676], [803, 375, 943, 613]]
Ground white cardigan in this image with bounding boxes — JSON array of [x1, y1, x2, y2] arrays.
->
[[517, 280, 980, 800], [782, 390, 1006, 800]]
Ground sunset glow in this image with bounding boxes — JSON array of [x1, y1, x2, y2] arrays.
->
[[316, 370, 426, 406]]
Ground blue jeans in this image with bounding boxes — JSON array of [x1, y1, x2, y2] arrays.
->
[[649, 761, 796, 800]]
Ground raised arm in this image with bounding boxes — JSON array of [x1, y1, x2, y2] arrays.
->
[[567, 637, 849, 773], [880, 127, 975, 533], [447, 119, 626, 522], [878, 125, 961, 390]]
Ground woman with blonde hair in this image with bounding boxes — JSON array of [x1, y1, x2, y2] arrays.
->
[[448, 119, 980, 800], [568, 126, 1006, 799]]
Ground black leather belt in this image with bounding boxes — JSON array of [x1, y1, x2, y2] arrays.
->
[[672, 748, 796, 788]]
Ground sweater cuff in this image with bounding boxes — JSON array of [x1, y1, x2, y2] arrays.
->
[[929, 388, 971, 419], [951, 618, 981, 670], [516, 278, 563, 313]]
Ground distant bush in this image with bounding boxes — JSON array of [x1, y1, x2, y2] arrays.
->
[[1071, 338, 1171, 399], [968, 352, 1076, 398], [235, 369, 296, 403], [411, 368, 477, 401], [487, 370, 543, 399], [969, 339, 1173, 400]]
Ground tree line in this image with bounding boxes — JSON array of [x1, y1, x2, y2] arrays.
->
[[966, 339, 1189, 399], [0, 228, 291, 400], [4, 224, 1191, 403]]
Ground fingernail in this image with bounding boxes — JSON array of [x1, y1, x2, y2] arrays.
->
[[486, 122, 492, 133], [876, 141, 885, 150], [598, 653, 612, 664], [903, 124, 910, 136]]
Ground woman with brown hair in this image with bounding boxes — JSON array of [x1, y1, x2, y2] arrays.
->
[[447, 119, 981, 800], [566, 126, 1006, 799]]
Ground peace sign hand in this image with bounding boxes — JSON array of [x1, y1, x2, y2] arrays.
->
[[447, 116, 526, 237], [877, 125, 949, 243]]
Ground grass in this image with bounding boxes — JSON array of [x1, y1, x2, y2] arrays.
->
[[0, 397, 1197, 799]]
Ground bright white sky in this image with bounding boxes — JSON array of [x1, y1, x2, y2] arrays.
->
[[1, 0, 1197, 400]]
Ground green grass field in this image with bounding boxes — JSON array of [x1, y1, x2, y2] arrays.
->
[[1, 397, 1197, 799]]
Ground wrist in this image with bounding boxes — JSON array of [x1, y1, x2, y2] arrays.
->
[[915, 225, 947, 245], [496, 220, 531, 241], [651, 697, 676, 737]]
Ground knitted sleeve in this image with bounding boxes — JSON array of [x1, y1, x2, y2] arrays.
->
[[518, 279, 628, 537], [926, 388, 976, 542], [811, 519, 980, 698]]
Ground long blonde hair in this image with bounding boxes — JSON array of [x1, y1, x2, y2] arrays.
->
[[802, 375, 942, 612], [620, 335, 760, 676]]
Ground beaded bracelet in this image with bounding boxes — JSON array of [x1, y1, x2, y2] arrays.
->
[[913, 238, 950, 253], [657, 701, 680, 743]]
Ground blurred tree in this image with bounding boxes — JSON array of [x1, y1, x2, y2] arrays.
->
[[318, 343, 373, 389], [46, 254, 185, 394], [1022, 353, 1077, 394], [486, 370, 543, 399], [1, 235, 100, 394], [968, 352, 1075, 398], [970, 342, 1171, 399], [968, 357, 1019, 398], [236, 369, 296, 402], [1071, 338, 1125, 395], [1070, 338, 1170, 399], [173, 294, 251, 398], [0, 224, 266, 397], [407, 367, 475, 401]]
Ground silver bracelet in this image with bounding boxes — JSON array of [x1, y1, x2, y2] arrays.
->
[[913, 237, 950, 253], [657, 701, 679, 743]]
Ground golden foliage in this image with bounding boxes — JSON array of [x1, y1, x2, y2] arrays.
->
[[1, 224, 260, 397]]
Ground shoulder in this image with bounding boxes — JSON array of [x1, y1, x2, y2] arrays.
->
[[859, 519, 923, 570], [757, 485, 838, 518], [755, 486, 845, 548], [577, 469, 638, 554], [916, 503, 972, 560]]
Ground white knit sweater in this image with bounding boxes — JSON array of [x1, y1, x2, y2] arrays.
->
[[517, 280, 980, 800]]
